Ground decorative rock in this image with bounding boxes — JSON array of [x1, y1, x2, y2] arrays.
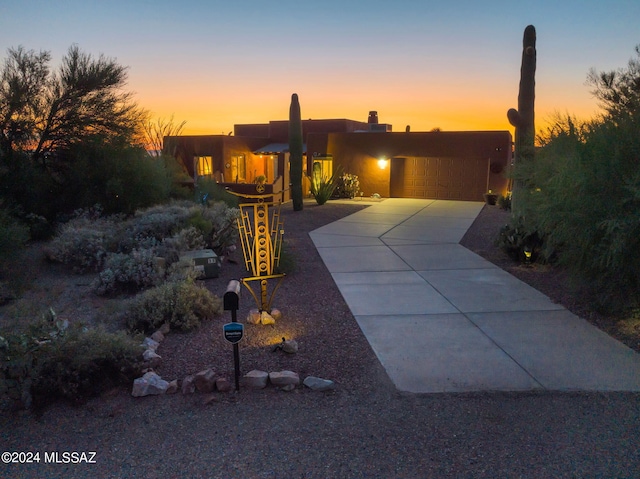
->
[[270, 308, 282, 321], [216, 377, 232, 393], [247, 309, 261, 325], [131, 372, 169, 397], [159, 322, 171, 335], [243, 370, 269, 389], [194, 368, 216, 393], [150, 330, 165, 343], [282, 339, 298, 354], [166, 379, 179, 394], [142, 349, 161, 361], [269, 370, 300, 388], [142, 337, 160, 351], [303, 376, 336, 392], [181, 375, 196, 394], [260, 311, 275, 325]]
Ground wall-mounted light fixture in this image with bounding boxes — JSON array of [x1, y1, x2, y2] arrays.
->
[[377, 157, 389, 169]]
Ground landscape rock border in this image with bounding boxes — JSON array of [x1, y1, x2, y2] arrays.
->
[[131, 323, 335, 398]]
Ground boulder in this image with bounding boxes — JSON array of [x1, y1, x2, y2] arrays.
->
[[142, 349, 161, 361], [282, 339, 299, 354], [246, 309, 261, 325], [166, 379, 179, 394], [260, 311, 275, 325], [303, 376, 336, 392], [150, 330, 165, 343], [181, 375, 196, 394], [194, 368, 216, 393], [269, 370, 300, 388], [243, 370, 269, 389], [131, 372, 169, 397], [270, 308, 282, 321], [159, 322, 171, 335], [142, 337, 160, 351]]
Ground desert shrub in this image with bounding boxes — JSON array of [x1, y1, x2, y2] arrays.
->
[[197, 202, 240, 255], [333, 172, 360, 199], [31, 326, 143, 407], [0, 210, 29, 265], [47, 218, 113, 273], [497, 193, 512, 211], [155, 226, 206, 265], [94, 248, 162, 295], [124, 280, 222, 333], [0, 309, 143, 408], [497, 217, 549, 264], [514, 111, 640, 311], [68, 141, 172, 215], [114, 203, 192, 253]]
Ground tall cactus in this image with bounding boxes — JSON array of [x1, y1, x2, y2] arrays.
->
[[289, 93, 304, 211], [507, 25, 536, 214]]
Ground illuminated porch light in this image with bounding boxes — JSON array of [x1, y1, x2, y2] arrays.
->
[[377, 158, 389, 169]]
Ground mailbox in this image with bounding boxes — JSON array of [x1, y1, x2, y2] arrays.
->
[[223, 280, 241, 311]]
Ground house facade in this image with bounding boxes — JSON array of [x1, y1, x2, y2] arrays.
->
[[165, 112, 512, 203]]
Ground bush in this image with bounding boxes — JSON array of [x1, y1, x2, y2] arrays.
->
[[0, 210, 29, 266], [333, 172, 360, 199], [47, 218, 113, 273], [124, 280, 222, 333], [196, 177, 239, 208], [514, 112, 640, 311], [94, 248, 162, 295], [497, 217, 549, 264], [0, 309, 143, 409]]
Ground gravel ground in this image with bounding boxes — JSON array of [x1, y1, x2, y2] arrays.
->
[[1, 200, 639, 478]]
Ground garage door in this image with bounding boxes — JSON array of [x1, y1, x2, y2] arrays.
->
[[390, 157, 489, 201]]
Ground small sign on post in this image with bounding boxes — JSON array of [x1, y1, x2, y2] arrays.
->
[[223, 322, 244, 344], [223, 280, 242, 391]]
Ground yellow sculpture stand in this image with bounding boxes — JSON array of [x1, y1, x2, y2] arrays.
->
[[226, 190, 285, 313]]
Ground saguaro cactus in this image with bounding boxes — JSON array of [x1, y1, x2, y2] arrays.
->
[[507, 25, 536, 213], [289, 93, 304, 211]]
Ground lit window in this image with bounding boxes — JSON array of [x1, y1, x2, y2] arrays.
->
[[195, 156, 213, 177], [231, 155, 246, 182]]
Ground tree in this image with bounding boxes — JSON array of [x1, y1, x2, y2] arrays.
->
[[143, 114, 186, 159], [587, 44, 640, 120], [0, 45, 151, 217], [0, 44, 146, 173], [288, 93, 303, 211]]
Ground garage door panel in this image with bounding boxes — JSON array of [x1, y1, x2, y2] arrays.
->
[[394, 156, 488, 201]]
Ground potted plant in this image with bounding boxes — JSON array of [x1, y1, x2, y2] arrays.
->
[[483, 189, 498, 205]]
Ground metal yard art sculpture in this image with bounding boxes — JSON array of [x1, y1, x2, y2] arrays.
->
[[228, 190, 285, 317]]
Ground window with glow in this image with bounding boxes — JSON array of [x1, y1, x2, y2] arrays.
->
[[195, 156, 213, 177], [231, 155, 246, 182], [314, 155, 333, 178]]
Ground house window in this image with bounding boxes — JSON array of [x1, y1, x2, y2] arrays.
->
[[230, 155, 246, 183], [195, 156, 213, 177], [313, 155, 333, 178]]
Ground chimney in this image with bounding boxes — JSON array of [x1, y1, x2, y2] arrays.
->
[[367, 111, 378, 124]]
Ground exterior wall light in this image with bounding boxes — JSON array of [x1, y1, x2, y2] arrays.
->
[[377, 158, 389, 169]]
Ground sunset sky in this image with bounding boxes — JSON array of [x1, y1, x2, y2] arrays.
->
[[1, 1, 638, 137]]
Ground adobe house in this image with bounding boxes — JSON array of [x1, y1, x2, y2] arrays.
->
[[307, 129, 512, 201], [164, 118, 372, 202], [165, 111, 512, 203]]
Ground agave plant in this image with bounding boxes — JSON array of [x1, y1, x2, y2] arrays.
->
[[310, 163, 342, 205]]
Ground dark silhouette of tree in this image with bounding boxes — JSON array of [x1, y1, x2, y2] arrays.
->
[[0, 45, 146, 174]]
